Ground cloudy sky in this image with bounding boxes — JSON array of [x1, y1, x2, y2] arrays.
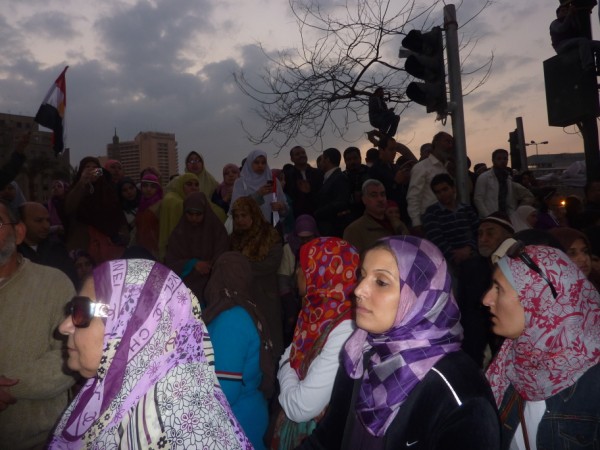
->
[[0, 0, 596, 178]]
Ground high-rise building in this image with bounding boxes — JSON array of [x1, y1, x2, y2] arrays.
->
[[107, 131, 178, 185]]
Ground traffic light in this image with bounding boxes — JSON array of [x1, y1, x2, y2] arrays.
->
[[508, 130, 521, 171], [401, 26, 447, 115]]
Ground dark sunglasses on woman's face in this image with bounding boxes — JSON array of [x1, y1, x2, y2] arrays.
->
[[505, 241, 558, 299], [66, 296, 109, 328]]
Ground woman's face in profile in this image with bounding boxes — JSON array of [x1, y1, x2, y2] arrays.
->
[[58, 278, 105, 378], [482, 268, 525, 339], [354, 248, 401, 334]]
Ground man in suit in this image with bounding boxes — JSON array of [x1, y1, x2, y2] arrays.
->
[[314, 148, 352, 237], [282, 146, 323, 218]]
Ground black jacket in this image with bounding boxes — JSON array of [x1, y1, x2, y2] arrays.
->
[[298, 351, 500, 450], [314, 168, 352, 237], [283, 165, 323, 218]]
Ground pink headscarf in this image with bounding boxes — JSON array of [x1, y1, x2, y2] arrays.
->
[[138, 173, 163, 212], [487, 245, 600, 406]]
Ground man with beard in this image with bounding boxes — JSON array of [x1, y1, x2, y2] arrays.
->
[[0, 200, 75, 449]]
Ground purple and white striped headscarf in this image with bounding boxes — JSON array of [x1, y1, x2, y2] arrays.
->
[[342, 236, 463, 436], [50, 259, 251, 449]]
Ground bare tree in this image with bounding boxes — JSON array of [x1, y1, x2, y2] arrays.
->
[[235, 0, 492, 151]]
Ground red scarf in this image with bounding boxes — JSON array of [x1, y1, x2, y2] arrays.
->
[[289, 237, 359, 379]]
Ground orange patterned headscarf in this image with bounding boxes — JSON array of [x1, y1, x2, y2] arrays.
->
[[289, 237, 359, 379]]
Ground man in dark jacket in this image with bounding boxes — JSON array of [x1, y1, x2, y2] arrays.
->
[[283, 146, 323, 218], [314, 148, 352, 237]]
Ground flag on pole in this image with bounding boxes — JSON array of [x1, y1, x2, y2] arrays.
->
[[35, 66, 68, 155]]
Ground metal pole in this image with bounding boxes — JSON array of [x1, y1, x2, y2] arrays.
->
[[444, 4, 469, 204], [516, 117, 527, 171], [579, 117, 600, 181]]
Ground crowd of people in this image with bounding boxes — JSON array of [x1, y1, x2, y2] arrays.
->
[[1, 130, 600, 449]]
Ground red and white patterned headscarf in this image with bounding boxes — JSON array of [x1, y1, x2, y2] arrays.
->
[[487, 245, 600, 406], [290, 237, 359, 379]]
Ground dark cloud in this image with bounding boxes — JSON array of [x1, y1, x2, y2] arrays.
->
[[95, 0, 215, 72], [0, 15, 29, 64], [19, 11, 80, 40]]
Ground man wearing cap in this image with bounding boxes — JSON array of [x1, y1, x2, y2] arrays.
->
[[454, 211, 515, 368], [0, 200, 75, 449], [477, 211, 516, 261]]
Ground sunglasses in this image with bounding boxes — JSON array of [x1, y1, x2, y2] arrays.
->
[[66, 296, 109, 328], [506, 241, 558, 299]]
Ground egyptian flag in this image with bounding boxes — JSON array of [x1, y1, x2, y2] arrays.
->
[[35, 66, 68, 155]]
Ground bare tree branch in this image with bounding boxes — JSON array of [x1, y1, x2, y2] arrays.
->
[[235, 0, 492, 152]]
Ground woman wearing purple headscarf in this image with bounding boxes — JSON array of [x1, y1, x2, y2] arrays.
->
[[51, 259, 252, 449], [299, 236, 500, 449]]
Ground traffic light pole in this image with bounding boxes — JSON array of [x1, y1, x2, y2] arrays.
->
[[516, 117, 527, 170], [444, 4, 469, 204], [579, 117, 600, 181]]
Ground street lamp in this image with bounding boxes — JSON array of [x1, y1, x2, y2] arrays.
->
[[525, 140, 549, 157]]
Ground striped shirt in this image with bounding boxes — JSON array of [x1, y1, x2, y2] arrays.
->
[[422, 202, 479, 261]]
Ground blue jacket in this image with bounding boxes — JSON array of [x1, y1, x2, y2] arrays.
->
[[207, 306, 269, 450], [498, 362, 600, 449]]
